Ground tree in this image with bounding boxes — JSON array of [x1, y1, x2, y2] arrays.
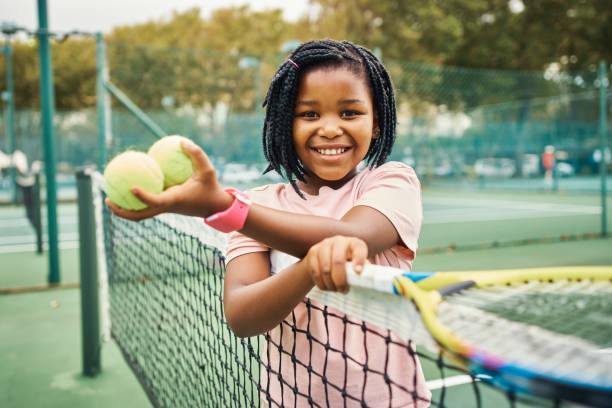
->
[[104, 7, 294, 110]]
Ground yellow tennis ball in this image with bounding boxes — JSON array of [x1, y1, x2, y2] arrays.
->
[[147, 135, 194, 189], [103, 151, 164, 210]]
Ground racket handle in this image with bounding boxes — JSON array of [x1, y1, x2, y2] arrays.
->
[[345, 262, 404, 294]]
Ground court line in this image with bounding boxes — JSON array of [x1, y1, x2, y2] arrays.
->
[[0, 232, 78, 245], [423, 197, 601, 224], [424, 209, 601, 224], [424, 196, 601, 212], [0, 216, 77, 228], [0, 241, 79, 254], [426, 374, 490, 390]]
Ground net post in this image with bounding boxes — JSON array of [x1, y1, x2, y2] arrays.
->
[[76, 168, 101, 377]]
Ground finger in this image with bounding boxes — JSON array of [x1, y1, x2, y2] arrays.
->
[[180, 140, 215, 177], [130, 186, 167, 207], [317, 240, 336, 291], [104, 197, 160, 221], [348, 237, 368, 275], [306, 249, 325, 290], [330, 237, 349, 293]]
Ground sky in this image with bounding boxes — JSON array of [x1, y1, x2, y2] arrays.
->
[[0, 0, 310, 34]]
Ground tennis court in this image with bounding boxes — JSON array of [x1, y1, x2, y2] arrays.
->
[[419, 187, 609, 251], [1, 4, 611, 404], [2, 180, 611, 407], [1, 184, 609, 259]]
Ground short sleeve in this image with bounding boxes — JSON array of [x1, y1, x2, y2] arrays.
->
[[354, 162, 423, 254], [224, 231, 269, 264]]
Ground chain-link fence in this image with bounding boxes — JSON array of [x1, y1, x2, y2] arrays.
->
[[1, 42, 610, 251]]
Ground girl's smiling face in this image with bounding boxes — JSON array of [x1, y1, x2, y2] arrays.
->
[[292, 66, 377, 193]]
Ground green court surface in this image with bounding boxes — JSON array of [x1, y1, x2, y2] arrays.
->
[[0, 288, 150, 408], [1, 188, 611, 407], [2, 187, 610, 259], [418, 188, 610, 251]]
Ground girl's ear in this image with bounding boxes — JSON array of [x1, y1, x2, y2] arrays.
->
[[372, 116, 380, 139]]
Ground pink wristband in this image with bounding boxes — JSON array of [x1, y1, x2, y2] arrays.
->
[[204, 188, 251, 233]]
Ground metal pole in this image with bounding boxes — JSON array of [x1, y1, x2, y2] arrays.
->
[[104, 81, 166, 139], [599, 61, 608, 237], [254, 60, 261, 127], [33, 171, 43, 254], [37, 0, 60, 283], [95, 33, 111, 170], [2, 44, 18, 203], [76, 169, 101, 376]]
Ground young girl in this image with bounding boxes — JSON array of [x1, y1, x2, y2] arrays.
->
[[107, 39, 430, 407]]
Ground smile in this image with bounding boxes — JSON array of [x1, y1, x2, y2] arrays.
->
[[314, 147, 349, 156]]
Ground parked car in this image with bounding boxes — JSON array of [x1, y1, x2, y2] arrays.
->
[[474, 158, 516, 178], [521, 154, 540, 177], [555, 162, 575, 177], [432, 161, 453, 177], [221, 163, 262, 183]]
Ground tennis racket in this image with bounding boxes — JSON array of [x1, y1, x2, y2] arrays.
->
[[346, 264, 612, 407]]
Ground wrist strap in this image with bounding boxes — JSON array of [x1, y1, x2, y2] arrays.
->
[[204, 188, 251, 233]]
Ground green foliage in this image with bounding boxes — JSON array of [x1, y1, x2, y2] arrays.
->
[[0, 1, 609, 173], [306, 0, 611, 70], [1, 1, 611, 110]]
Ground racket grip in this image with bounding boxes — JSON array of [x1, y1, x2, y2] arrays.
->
[[345, 262, 404, 294]]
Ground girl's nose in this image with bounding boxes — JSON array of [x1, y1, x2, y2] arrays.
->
[[317, 121, 343, 138]]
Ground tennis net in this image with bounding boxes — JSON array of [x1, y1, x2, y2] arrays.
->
[[83, 170, 554, 407]]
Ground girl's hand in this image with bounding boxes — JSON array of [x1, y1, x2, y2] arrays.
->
[[105, 141, 233, 221], [304, 235, 368, 293]]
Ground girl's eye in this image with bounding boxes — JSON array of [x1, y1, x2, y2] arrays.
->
[[341, 110, 360, 118], [298, 111, 318, 118]]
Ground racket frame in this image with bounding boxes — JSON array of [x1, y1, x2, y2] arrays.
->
[[348, 265, 612, 406]]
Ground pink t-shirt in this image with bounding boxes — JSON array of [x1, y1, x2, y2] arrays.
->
[[226, 162, 431, 407]]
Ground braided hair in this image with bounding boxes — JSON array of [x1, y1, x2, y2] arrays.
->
[[262, 39, 397, 196]]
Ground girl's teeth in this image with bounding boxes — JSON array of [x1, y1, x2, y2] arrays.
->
[[317, 148, 346, 155]]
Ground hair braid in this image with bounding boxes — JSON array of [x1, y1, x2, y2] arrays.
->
[[262, 39, 397, 197]]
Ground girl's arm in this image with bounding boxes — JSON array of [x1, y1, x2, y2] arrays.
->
[[106, 141, 401, 258], [241, 204, 398, 259], [224, 236, 368, 337], [224, 252, 312, 337]]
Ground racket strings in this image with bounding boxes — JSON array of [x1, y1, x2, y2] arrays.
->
[[436, 279, 612, 387], [446, 279, 611, 345], [440, 305, 609, 385]]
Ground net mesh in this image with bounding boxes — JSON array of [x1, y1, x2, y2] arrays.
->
[[104, 207, 263, 407], [99, 189, 556, 408]]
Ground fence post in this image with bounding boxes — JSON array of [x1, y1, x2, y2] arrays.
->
[[37, 0, 60, 284], [599, 61, 608, 237], [76, 168, 101, 376]]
